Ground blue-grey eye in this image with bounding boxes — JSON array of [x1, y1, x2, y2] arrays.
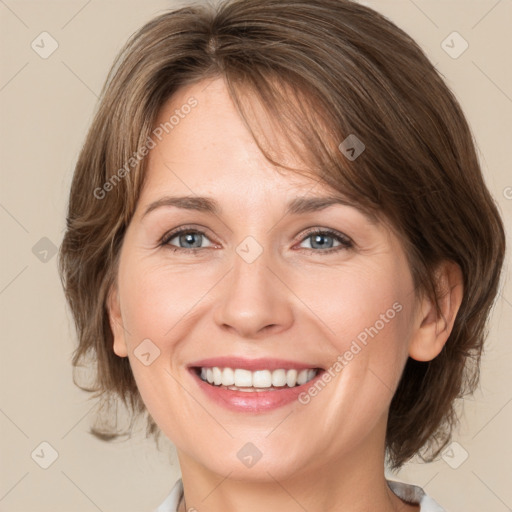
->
[[299, 230, 352, 251], [164, 230, 213, 250]]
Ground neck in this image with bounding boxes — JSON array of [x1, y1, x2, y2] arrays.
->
[[175, 438, 418, 512]]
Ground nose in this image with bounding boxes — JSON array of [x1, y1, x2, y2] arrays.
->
[[213, 245, 294, 339]]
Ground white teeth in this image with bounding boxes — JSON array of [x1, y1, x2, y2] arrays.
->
[[286, 369, 298, 387], [296, 369, 309, 386], [252, 370, 272, 388], [199, 367, 318, 388], [221, 367, 235, 386], [212, 367, 222, 385], [271, 369, 287, 387], [234, 369, 253, 387]]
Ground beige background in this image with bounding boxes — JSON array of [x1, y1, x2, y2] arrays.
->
[[0, 0, 511, 511]]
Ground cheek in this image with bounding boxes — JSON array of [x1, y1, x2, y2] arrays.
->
[[279, 264, 415, 456], [293, 259, 415, 413], [297, 258, 413, 353], [116, 258, 222, 432], [119, 259, 216, 342]]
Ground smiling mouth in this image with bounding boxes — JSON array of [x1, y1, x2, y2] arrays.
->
[[193, 366, 321, 392]]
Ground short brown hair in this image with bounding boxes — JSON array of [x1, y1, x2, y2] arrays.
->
[[58, 0, 506, 469]]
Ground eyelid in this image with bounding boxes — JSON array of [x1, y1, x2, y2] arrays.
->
[[160, 224, 217, 245], [298, 227, 353, 244], [294, 227, 354, 252]]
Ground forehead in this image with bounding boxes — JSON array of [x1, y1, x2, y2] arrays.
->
[[145, 79, 324, 199], [152, 77, 299, 168], [139, 77, 381, 227]]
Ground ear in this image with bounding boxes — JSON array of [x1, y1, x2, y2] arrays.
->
[[409, 261, 464, 362], [107, 284, 128, 358]]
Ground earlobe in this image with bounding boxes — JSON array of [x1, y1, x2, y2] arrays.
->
[[107, 285, 128, 358], [409, 261, 464, 362]]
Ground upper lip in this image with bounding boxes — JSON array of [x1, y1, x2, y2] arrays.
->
[[188, 357, 323, 371]]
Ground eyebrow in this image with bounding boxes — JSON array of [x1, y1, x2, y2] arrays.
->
[[142, 195, 377, 223]]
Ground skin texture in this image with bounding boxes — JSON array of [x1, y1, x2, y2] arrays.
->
[[108, 78, 463, 512]]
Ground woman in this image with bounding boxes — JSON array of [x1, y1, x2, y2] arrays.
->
[[58, 0, 506, 510]]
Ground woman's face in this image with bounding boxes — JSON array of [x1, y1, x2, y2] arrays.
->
[[109, 77, 424, 480]]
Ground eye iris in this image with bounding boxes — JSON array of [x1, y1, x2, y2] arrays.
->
[[311, 233, 334, 249], [180, 232, 202, 248]]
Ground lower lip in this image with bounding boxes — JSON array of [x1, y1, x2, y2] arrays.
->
[[189, 368, 325, 412]]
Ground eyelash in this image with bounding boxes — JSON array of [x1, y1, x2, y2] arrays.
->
[[159, 225, 354, 255]]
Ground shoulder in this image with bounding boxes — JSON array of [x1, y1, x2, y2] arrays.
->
[[387, 480, 446, 512]]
